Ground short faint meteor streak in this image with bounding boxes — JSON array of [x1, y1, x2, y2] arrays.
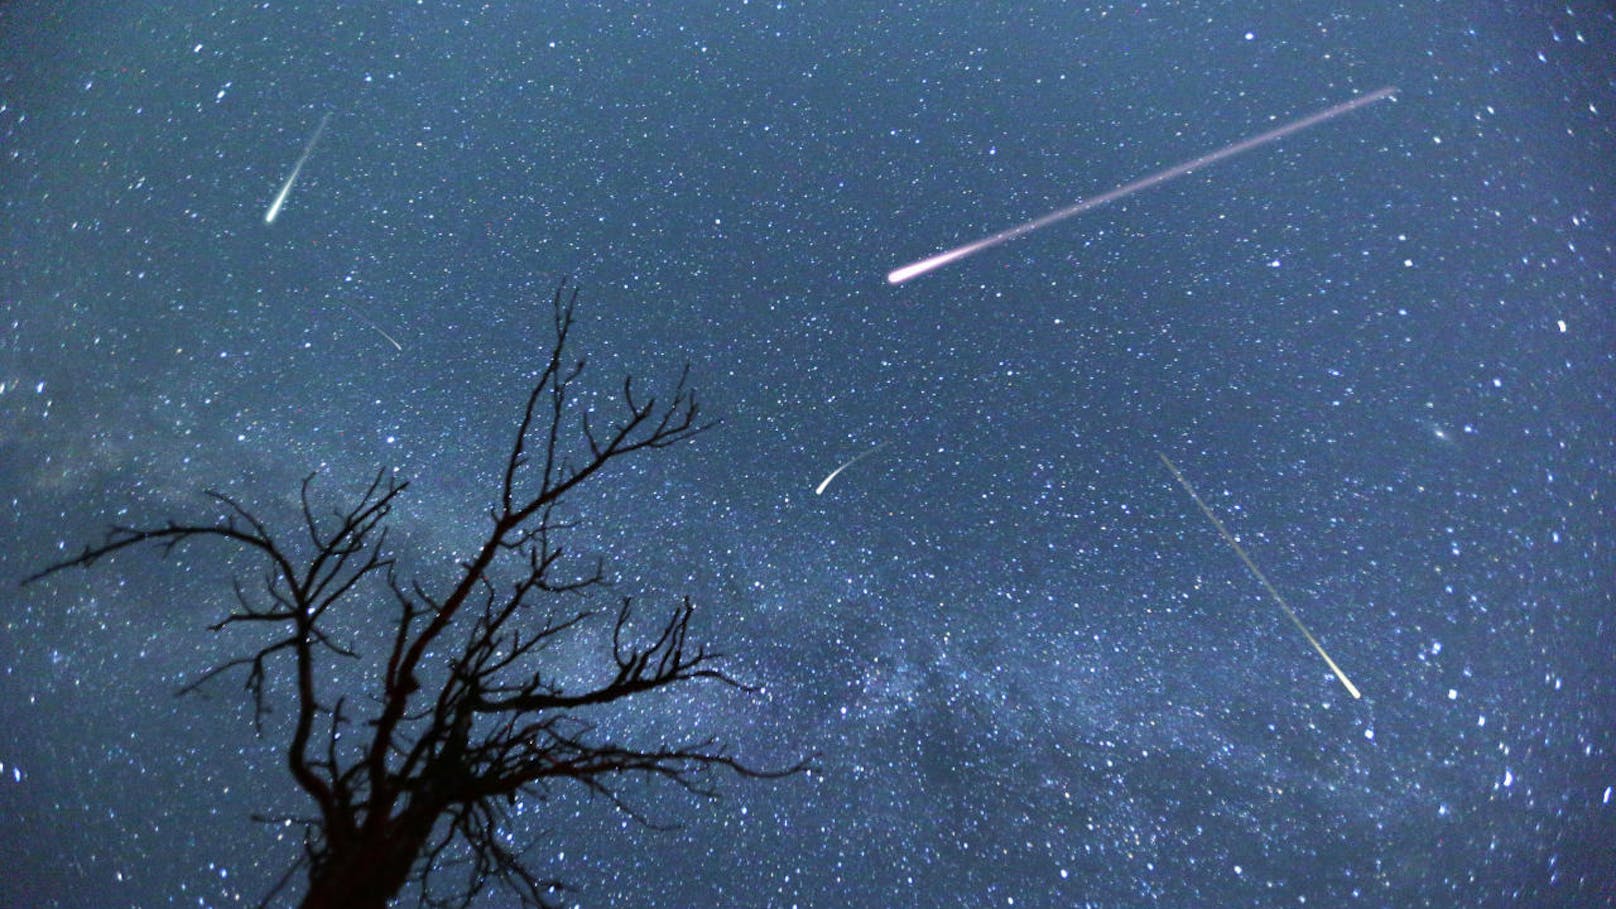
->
[[815, 441, 890, 495], [1159, 453, 1362, 700], [887, 87, 1397, 284], [343, 302, 403, 351], [370, 324, 404, 352], [264, 111, 333, 225]]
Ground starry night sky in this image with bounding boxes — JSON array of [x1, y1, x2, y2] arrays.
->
[[4, 2, 1614, 907]]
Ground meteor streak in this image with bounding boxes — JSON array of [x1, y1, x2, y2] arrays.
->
[[341, 301, 403, 351], [887, 87, 1397, 284], [1159, 453, 1362, 700], [265, 111, 332, 225], [815, 441, 890, 495]]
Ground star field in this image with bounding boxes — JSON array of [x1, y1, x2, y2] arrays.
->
[[3, 2, 1613, 907]]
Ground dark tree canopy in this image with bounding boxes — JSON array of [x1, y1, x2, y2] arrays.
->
[[27, 282, 805, 909]]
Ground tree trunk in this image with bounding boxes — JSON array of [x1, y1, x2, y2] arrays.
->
[[298, 822, 434, 909]]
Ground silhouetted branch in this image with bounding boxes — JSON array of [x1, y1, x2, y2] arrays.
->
[[24, 282, 799, 909]]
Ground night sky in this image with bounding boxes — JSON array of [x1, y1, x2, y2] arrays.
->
[[4, 2, 1614, 907]]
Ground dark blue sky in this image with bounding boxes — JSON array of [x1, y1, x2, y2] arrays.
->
[[4, 2, 1613, 907]]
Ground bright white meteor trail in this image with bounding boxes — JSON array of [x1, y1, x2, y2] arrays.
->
[[887, 87, 1398, 284], [815, 441, 890, 495], [1159, 453, 1362, 700], [264, 111, 333, 225]]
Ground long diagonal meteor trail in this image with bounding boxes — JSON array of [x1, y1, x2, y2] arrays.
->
[[815, 441, 890, 495], [265, 111, 333, 225], [888, 87, 1397, 284], [1159, 454, 1362, 700]]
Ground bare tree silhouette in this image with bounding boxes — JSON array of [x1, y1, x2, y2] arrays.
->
[[26, 282, 805, 909]]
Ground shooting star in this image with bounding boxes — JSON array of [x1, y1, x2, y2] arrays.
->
[[887, 87, 1398, 284], [815, 441, 890, 495], [369, 324, 404, 352], [345, 303, 403, 351], [1159, 453, 1362, 700], [264, 111, 333, 225]]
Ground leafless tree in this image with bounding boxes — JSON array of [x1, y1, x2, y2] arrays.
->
[[26, 282, 805, 909]]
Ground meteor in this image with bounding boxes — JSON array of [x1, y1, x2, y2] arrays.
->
[[1158, 453, 1362, 700], [814, 441, 890, 495], [887, 87, 1398, 284], [264, 111, 332, 225], [341, 301, 403, 351]]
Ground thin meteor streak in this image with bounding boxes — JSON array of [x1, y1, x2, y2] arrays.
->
[[369, 324, 404, 352], [1159, 453, 1362, 700], [815, 441, 890, 495], [341, 301, 403, 351], [888, 87, 1398, 284], [265, 111, 333, 225]]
